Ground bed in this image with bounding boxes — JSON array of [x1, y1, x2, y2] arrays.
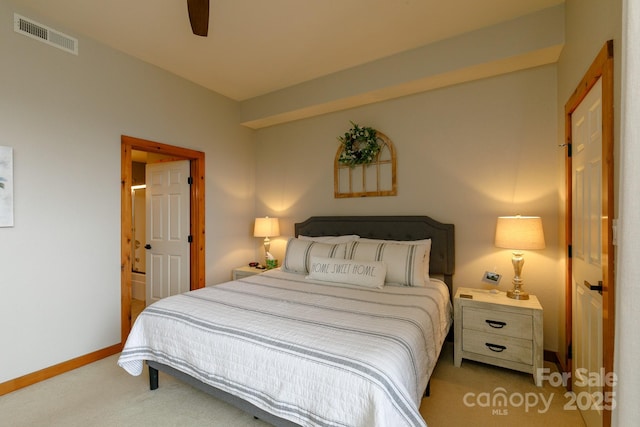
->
[[118, 215, 455, 427]]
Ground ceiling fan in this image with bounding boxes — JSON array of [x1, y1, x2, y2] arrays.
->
[[187, 0, 209, 36]]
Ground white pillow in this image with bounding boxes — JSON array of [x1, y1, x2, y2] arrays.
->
[[358, 238, 432, 279], [346, 240, 429, 287], [282, 238, 347, 274], [306, 256, 386, 289], [298, 235, 360, 243]]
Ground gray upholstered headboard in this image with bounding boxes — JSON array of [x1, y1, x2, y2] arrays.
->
[[294, 216, 455, 290]]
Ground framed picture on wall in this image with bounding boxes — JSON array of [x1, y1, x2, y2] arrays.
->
[[482, 270, 502, 285], [0, 146, 14, 227]]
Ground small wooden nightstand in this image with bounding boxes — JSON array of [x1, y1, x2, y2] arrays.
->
[[232, 265, 266, 280], [454, 287, 543, 386]]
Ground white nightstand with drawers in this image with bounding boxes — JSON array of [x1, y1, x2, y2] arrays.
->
[[232, 265, 266, 280], [454, 287, 543, 386]]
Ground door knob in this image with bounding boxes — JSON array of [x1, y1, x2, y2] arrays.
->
[[584, 280, 603, 293], [144, 244, 151, 250]]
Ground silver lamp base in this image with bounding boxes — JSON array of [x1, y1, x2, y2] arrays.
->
[[507, 250, 529, 300], [507, 288, 529, 300]]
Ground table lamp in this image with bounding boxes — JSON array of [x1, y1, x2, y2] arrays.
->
[[253, 216, 280, 265], [495, 215, 545, 300]]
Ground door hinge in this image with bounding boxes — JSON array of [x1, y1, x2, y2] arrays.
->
[[568, 343, 572, 360], [568, 244, 572, 258], [187, 176, 193, 185], [188, 235, 193, 243], [567, 143, 572, 157]]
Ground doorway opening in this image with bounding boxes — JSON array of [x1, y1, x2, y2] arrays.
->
[[120, 135, 206, 345]]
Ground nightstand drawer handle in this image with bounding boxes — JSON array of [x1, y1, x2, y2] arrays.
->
[[485, 319, 506, 329], [485, 343, 507, 352]]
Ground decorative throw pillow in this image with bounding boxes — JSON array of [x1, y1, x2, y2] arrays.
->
[[358, 238, 432, 280], [282, 238, 347, 274], [306, 256, 386, 289], [345, 240, 429, 287]]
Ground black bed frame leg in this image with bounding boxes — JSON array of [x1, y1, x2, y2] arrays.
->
[[149, 366, 159, 390], [424, 380, 431, 397]]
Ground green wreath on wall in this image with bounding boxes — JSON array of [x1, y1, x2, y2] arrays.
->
[[337, 121, 381, 167]]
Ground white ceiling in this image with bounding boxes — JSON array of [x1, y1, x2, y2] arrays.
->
[[16, 0, 563, 101]]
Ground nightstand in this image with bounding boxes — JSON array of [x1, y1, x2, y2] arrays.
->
[[454, 287, 543, 386], [232, 265, 266, 280]]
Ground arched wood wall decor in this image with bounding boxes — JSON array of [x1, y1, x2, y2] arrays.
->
[[334, 131, 397, 198]]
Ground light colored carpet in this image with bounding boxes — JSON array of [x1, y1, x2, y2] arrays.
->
[[421, 343, 586, 426], [1, 355, 269, 427], [1, 342, 586, 427]]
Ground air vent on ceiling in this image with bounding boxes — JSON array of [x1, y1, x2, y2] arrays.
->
[[14, 13, 78, 55]]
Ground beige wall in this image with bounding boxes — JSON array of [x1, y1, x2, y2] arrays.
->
[[0, 1, 256, 382], [555, 0, 622, 367], [255, 64, 563, 352]]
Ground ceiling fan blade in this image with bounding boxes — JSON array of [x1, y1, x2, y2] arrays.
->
[[187, 0, 209, 36]]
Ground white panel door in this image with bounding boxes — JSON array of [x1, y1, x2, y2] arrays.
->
[[145, 160, 191, 306], [571, 78, 603, 427]]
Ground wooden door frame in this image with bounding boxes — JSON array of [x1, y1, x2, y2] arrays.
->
[[120, 135, 206, 345], [564, 40, 614, 427]]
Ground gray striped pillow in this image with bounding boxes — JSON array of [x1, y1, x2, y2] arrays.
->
[[282, 238, 347, 274], [346, 241, 428, 287]]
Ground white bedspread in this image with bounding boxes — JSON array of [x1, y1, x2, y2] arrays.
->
[[118, 269, 452, 427]]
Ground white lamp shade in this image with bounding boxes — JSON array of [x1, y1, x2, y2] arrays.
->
[[254, 217, 280, 238], [495, 216, 545, 250]]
